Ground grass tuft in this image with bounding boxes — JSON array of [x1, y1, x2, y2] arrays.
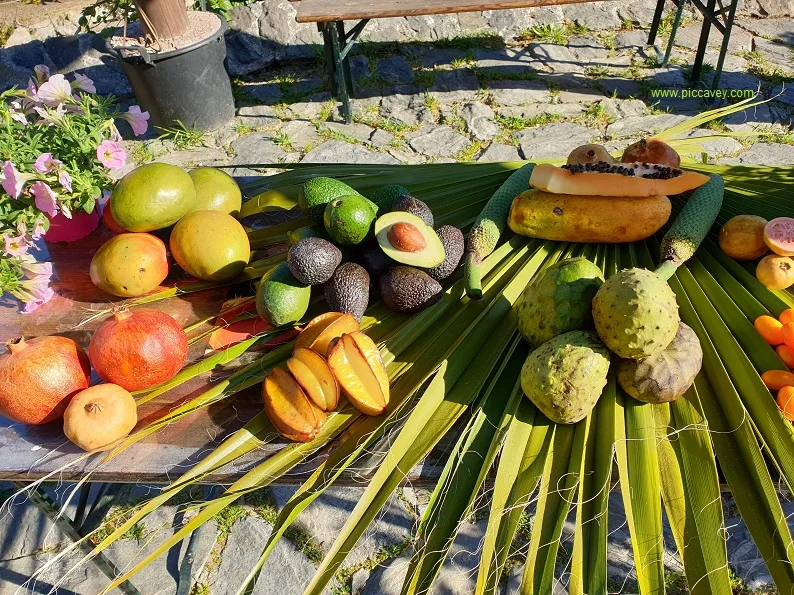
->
[[156, 121, 205, 150]]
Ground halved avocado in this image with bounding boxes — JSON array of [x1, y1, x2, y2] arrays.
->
[[374, 212, 445, 268]]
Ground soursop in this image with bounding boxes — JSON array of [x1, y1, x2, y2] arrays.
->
[[592, 268, 679, 359], [520, 330, 610, 424], [618, 322, 702, 403], [517, 257, 604, 348]]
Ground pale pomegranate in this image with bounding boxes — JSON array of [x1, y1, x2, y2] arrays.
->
[[88, 309, 188, 391], [0, 336, 91, 424]]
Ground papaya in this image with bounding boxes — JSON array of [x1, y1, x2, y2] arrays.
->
[[529, 163, 709, 197], [507, 190, 671, 243]]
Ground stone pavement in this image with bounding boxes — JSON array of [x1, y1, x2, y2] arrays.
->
[[2, 4, 794, 594], [0, 480, 791, 594]]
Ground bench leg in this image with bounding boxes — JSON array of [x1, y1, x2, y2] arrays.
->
[[690, 0, 716, 83], [662, 0, 687, 66], [319, 23, 338, 97], [647, 0, 667, 45], [711, 0, 739, 91], [328, 22, 353, 124]]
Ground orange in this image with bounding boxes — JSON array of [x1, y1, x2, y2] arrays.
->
[[776, 386, 794, 421], [754, 315, 784, 345], [783, 323, 794, 347], [761, 369, 794, 390], [776, 344, 794, 369], [780, 308, 794, 325]]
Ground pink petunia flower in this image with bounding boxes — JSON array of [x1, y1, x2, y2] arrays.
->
[[34, 103, 67, 126], [3, 232, 28, 257], [30, 181, 58, 217], [58, 170, 72, 193], [120, 105, 150, 136], [2, 161, 35, 199], [20, 276, 55, 313], [9, 109, 28, 125], [71, 73, 96, 94], [31, 219, 47, 240], [36, 74, 74, 107], [33, 153, 63, 174], [96, 140, 126, 169], [34, 65, 50, 85], [20, 256, 52, 279]]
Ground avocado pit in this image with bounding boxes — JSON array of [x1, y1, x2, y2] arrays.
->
[[387, 222, 427, 253]]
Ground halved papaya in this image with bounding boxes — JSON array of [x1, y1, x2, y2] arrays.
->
[[529, 163, 710, 197]]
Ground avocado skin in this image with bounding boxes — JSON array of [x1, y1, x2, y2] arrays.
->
[[287, 237, 342, 285], [391, 194, 434, 227], [325, 262, 370, 321], [358, 241, 395, 277], [380, 266, 443, 313], [256, 263, 311, 327], [369, 185, 410, 212], [426, 226, 464, 281], [324, 195, 376, 246]]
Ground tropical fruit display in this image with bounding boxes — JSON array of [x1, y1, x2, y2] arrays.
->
[[110, 163, 196, 232], [188, 167, 243, 216], [170, 210, 250, 282], [90, 233, 169, 297], [718, 214, 794, 290], [63, 384, 138, 451], [0, 336, 91, 425], [520, 330, 610, 424], [517, 257, 604, 348], [89, 309, 189, 391]]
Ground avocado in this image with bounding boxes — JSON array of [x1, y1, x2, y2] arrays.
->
[[359, 241, 395, 277], [369, 185, 410, 212], [374, 212, 445, 268], [287, 225, 330, 247], [287, 237, 342, 285], [324, 195, 376, 246], [325, 262, 370, 321], [426, 226, 465, 281], [380, 266, 443, 313], [299, 177, 377, 223], [256, 263, 311, 327], [391, 194, 434, 227]]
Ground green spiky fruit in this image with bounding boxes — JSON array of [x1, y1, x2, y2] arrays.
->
[[592, 268, 680, 359], [618, 322, 702, 403], [520, 330, 610, 424], [656, 174, 724, 280], [465, 163, 534, 299], [517, 257, 604, 348]]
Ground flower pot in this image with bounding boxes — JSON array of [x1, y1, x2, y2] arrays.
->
[[108, 13, 235, 132], [45, 208, 101, 243]]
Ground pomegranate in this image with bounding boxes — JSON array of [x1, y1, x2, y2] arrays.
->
[[89, 309, 188, 391], [0, 336, 91, 425]]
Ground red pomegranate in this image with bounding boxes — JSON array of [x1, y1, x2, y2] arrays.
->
[[89, 309, 188, 391], [0, 336, 91, 424]]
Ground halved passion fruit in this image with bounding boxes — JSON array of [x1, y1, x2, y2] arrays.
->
[[374, 212, 445, 268], [764, 217, 794, 257]]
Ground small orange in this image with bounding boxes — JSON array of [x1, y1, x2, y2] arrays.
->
[[754, 315, 784, 345], [779, 308, 794, 325], [762, 369, 794, 390], [783, 323, 794, 347], [776, 344, 794, 368], [776, 386, 794, 421]]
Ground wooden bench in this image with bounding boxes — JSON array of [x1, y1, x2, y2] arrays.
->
[[293, 0, 741, 123]]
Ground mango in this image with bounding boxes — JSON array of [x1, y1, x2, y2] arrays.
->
[[170, 210, 250, 282], [110, 163, 195, 232], [188, 167, 242, 217], [89, 233, 168, 297]]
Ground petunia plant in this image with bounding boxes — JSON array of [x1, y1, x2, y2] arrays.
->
[[0, 65, 149, 312]]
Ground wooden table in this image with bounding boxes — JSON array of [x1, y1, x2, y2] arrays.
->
[[0, 223, 451, 594]]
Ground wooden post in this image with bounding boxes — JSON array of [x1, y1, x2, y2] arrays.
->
[[134, 0, 189, 41]]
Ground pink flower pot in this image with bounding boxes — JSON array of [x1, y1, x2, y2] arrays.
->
[[44, 208, 101, 243]]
